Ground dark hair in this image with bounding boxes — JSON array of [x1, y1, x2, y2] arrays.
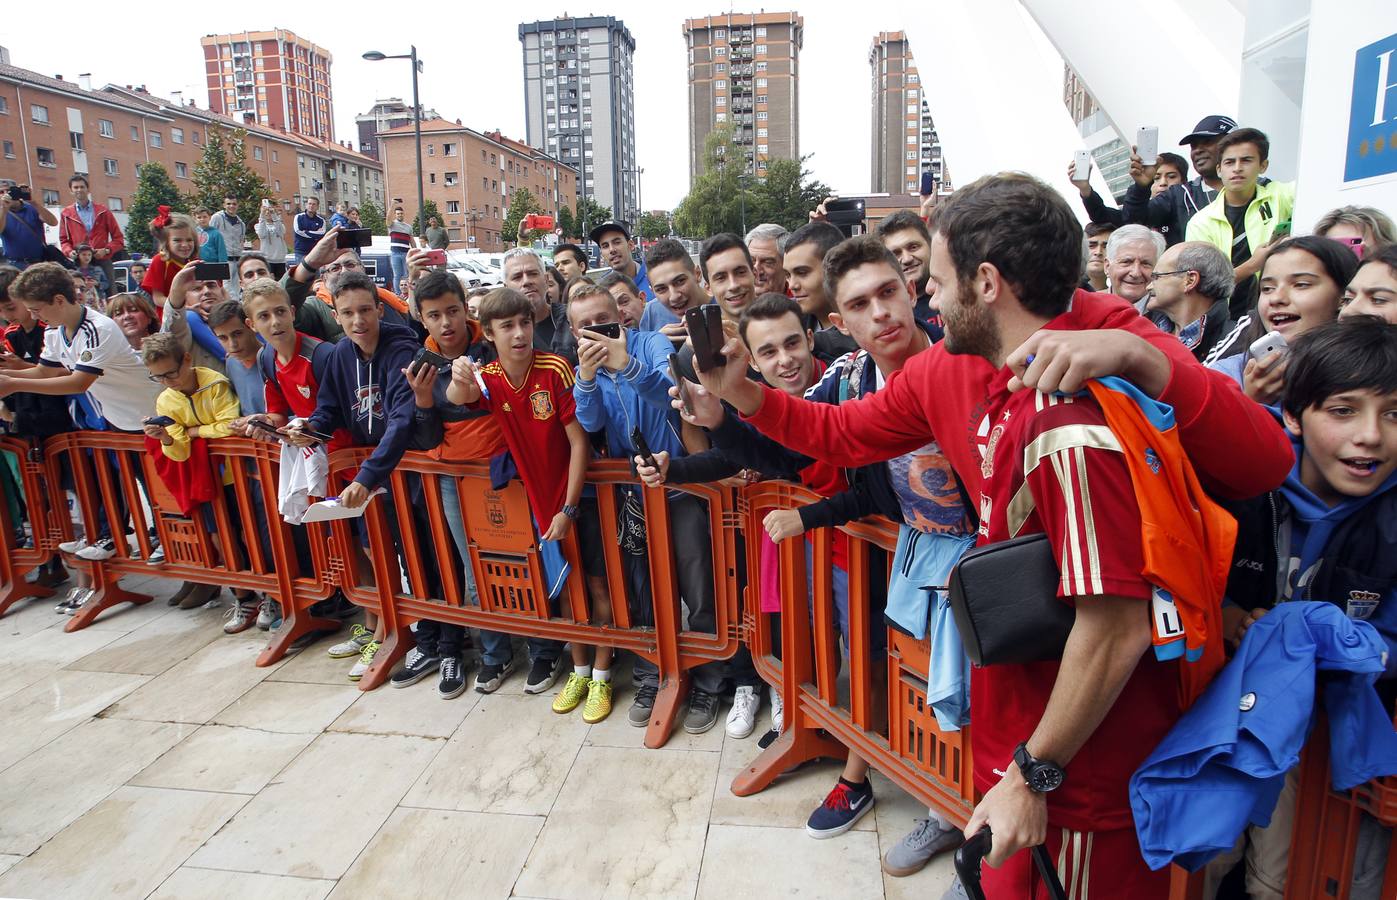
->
[[68, 173, 89, 188], [598, 270, 641, 297], [784, 221, 844, 262], [1357, 243, 1397, 279], [330, 271, 379, 303], [10, 262, 78, 305], [739, 292, 805, 344], [933, 173, 1082, 318], [699, 233, 752, 281], [874, 210, 930, 243], [1084, 222, 1117, 239], [1283, 316, 1397, 418], [545, 265, 567, 298], [208, 299, 247, 329], [478, 287, 535, 332], [237, 252, 271, 275], [646, 237, 694, 272], [0, 265, 20, 302], [554, 243, 588, 271], [1263, 235, 1361, 293], [563, 274, 592, 300], [1157, 152, 1190, 179], [821, 235, 906, 307], [224, 193, 238, 202], [1216, 127, 1270, 164], [413, 269, 465, 309]]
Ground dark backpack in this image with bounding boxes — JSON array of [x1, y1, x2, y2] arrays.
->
[[258, 334, 333, 400]]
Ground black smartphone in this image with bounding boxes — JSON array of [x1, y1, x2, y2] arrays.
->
[[193, 261, 227, 282], [268, 261, 287, 280], [410, 346, 451, 376], [824, 197, 867, 237], [582, 322, 622, 339], [920, 171, 935, 197], [631, 426, 656, 470], [668, 353, 693, 416], [685, 305, 726, 373], [143, 415, 176, 427], [337, 227, 373, 249], [291, 425, 335, 443], [245, 418, 281, 435]]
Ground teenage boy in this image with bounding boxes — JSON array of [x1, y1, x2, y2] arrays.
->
[[446, 288, 615, 722], [552, 243, 589, 283], [875, 211, 939, 326], [589, 220, 653, 301], [1123, 114, 1238, 246], [1186, 127, 1296, 317], [209, 196, 247, 279], [293, 198, 326, 264], [194, 208, 229, 264], [597, 271, 647, 329], [639, 238, 709, 337], [1208, 318, 1397, 899], [783, 221, 859, 361]]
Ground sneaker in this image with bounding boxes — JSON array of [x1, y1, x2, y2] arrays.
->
[[32, 565, 69, 589], [146, 544, 166, 566], [524, 657, 561, 695], [347, 640, 380, 681], [55, 586, 89, 613], [882, 816, 963, 877], [582, 679, 614, 723], [57, 539, 89, 555], [65, 588, 97, 616], [628, 683, 658, 727], [390, 647, 441, 688], [939, 878, 970, 900], [256, 597, 277, 630], [167, 581, 195, 607], [327, 623, 373, 659], [310, 592, 358, 620], [683, 689, 720, 734], [76, 538, 118, 561], [726, 685, 761, 739], [180, 583, 219, 610], [552, 672, 591, 714], [770, 684, 785, 734], [806, 778, 875, 839], [223, 601, 257, 634], [474, 659, 515, 694], [438, 655, 468, 699]]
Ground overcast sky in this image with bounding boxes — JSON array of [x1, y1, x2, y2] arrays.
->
[[3, 2, 1008, 209]]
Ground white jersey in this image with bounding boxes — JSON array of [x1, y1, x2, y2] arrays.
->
[[278, 441, 329, 524], [40, 307, 161, 432]]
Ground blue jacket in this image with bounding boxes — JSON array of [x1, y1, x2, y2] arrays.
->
[[307, 321, 420, 490], [198, 226, 228, 263], [573, 328, 683, 461], [1129, 602, 1397, 872]]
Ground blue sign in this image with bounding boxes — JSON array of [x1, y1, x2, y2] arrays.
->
[[1346, 31, 1397, 182]]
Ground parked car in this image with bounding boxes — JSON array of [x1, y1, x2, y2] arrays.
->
[[446, 251, 503, 289]]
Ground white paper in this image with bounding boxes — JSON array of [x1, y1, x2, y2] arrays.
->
[[299, 488, 387, 522]]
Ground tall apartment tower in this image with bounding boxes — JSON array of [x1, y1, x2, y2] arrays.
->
[[870, 32, 939, 196], [683, 13, 803, 185], [200, 30, 334, 142], [1064, 62, 1131, 198], [519, 16, 637, 224]]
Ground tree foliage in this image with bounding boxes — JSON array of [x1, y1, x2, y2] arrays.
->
[[672, 127, 832, 238], [127, 163, 189, 255], [190, 125, 270, 220], [358, 200, 387, 236], [412, 200, 443, 236], [638, 211, 670, 241], [556, 204, 577, 241], [502, 188, 545, 246], [575, 196, 612, 236]]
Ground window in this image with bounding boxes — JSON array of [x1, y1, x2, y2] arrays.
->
[[36, 147, 56, 167], [482, 176, 489, 190], [491, 179, 498, 191], [131, 125, 139, 141], [70, 131, 84, 151], [444, 172, 457, 187], [271, 149, 277, 162], [274, 179, 281, 192], [429, 173, 436, 184], [31, 104, 50, 124], [443, 142, 456, 156], [42, 189, 60, 206], [756, 61, 767, 72], [715, 112, 727, 123], [103, 158, 118, 175], [756, 78, 767, 88], [253, 146, 263, 160], [149, 131, 163, 148], [756, 111, 769, 120], [716, 96, 726, 107], [756, 26, 767, 37], [171, 127, 184, 144], [108, 197, 124, 211], [715, 28, 726, 39], [756, 44, 767, 55], [757, 144, 769, 154], [98, 119, 114, 138], [0, 97, 7, 114], [446, 200, 460, 214], [175, 162, 188, 178], [906, 166, 918, 175], [426, 144, 435, 156], [192, 130, 200, 144], [2, 140, 12, 158], [906, 150, 918, 160], [757, 127, 768, 137]]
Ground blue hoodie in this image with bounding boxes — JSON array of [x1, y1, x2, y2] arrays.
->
[[307, 320, 420, 491], [573, 328, 683, 461]]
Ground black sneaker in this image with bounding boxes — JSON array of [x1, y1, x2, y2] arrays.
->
[[806, 777, 876, 839], [474, 659, 515, 694], [683, 689, 720, 734], [389, 647, 441, 688], [524, 656, 561, 694], [310, 591, 357, 620], [628, 683, 658, 727], [438, 655, 468, 699]]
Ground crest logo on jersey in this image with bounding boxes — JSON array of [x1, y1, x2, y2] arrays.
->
[[981, 423, 1005, 479], [529, 389, 554, 420], [80, 350, 93, 363], [1347, 590, 1380, 620], [297, 384, 311, 399]]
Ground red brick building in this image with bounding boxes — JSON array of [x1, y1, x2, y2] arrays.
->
[[200, 30, 335, 143]]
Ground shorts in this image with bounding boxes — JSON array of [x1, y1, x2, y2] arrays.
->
[[575, 496, 606, 578], [980, 824, 1169, 900]]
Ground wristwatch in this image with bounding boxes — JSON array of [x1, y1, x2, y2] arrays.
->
[[1014, 742, 1065, 793], [562, 504, 581, 521]]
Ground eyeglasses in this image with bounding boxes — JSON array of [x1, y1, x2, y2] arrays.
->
[[323, 261, 361, 274], [147, 366, 183, 383], [1149, 269, 1193, 281]]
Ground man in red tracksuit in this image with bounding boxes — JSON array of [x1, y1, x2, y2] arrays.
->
[[697, 178, 1293, 898], [58, 174, 124, 289]]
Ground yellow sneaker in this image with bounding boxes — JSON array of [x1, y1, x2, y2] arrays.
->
[[582, 678, 614, 724], [552, 672, 591, 714]]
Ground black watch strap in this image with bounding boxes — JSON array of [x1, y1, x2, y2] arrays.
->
[[1014, 742, 1065, 793]]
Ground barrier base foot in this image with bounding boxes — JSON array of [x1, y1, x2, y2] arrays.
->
[[257, 610, 342, 667], [357, 628, 407, 691], [729, 725, 848, 797], [64, 577, 152, 632], [0, 573, 58, 619], [643, 669, 690, 750]]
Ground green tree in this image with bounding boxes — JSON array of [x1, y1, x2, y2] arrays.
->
[[575, 196, 612, 237], [502, 188, 544, 246], [190, 125, 270, 221], [637, 211, 670, 241], [412, 200, 442, 236], [127, 163, 189, 255], [750, 158, 833, 232], [556, 204, 576, 241], [358, 200, 387, 236], [672, 127, 748, 238]]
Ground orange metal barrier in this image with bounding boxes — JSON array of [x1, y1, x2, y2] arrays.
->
[[323, 449, 743, 748], [0, 436, 73, 616]]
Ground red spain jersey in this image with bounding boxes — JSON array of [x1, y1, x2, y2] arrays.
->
[[475, 352, 577, 526], [970, 376, 1183, 833]]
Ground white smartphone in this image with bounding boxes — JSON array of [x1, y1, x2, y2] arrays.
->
[[1073, 150, 1093, 180], [1248, 331, 1289, 362], [1135, 126, 1160, 166]]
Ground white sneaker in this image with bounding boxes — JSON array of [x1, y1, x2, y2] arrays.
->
[[726, 685, 761, 739], [327, 623, 372, 658], [255, 597, 277, 630], [347, 639, 380, 681], [76, 538, 117, 561], [770, 684, 784, 734], [58, 539, 89, 555]]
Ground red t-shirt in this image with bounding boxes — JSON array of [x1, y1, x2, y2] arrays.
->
[[141, 252, 191, 299], [971, 375, 1181, 832], [474, 352, 578, 526], [263, 333, 349, 454]]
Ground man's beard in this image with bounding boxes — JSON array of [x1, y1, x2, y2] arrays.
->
[[941, 286, 1001, 362]]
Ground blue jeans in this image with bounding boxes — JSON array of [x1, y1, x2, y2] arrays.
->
[[390, 248, 408, 293]]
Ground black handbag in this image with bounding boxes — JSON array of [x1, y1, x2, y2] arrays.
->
[[945, 533, 1075, 666]]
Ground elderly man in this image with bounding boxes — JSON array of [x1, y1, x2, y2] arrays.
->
[[1105, 224, 1165, 304], [745, 223, 789, 295], [503, 246, 574, 362], [1140, 241, 1241, 363]]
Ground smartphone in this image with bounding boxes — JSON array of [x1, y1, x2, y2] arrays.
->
[[1335, 235, 1365, 260], [919, 171, 934, 197], [336, 227, 373, 249], [668, 353, 693, 416], [424, 249, 448, 267], [1135, 126, 1160, 166], [582, 322, 622, 340], [410, 346, 451, 377], [824, 197, 866, 237], [193, 261, 227, 282], [1248, 331, 1289, 362], [143, 415, 176, 428], [1273, 219, 1293, 239], [268, 261, 287, 280], [1073, 149, 1094, 180], [631, 426, 656, 470], [245, 418, 281, 435], [685, 305, 726, 373]]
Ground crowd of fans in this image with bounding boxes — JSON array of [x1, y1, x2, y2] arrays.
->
[[1, 111, 1395, 900]]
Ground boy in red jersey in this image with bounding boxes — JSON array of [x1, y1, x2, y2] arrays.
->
[[447, 287, 617, 723]]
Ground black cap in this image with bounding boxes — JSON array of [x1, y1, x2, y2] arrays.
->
[[588, 220, 631, 243], [1179, 115, 1238, 145]]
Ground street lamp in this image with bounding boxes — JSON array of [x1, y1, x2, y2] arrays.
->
[[622, 166, 644, 230], [363, 47, 426, 240]]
